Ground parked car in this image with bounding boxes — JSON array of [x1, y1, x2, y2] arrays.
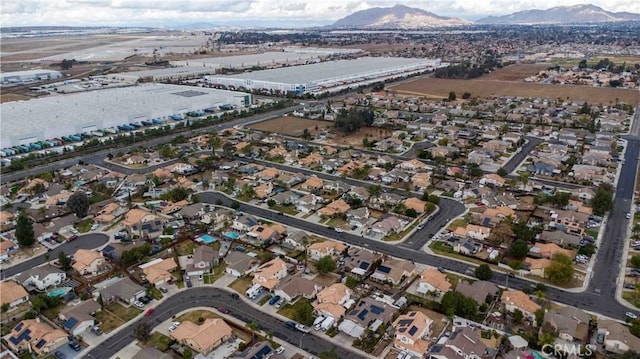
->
[[437, 267, 446, 273], [268, 295, 281, 305], [67, 235, 78, 242], [285, 321, 297, 329], [626, 212, 632, 219], [275, 347, 285, 354], [334, 227, 344, 233], [158, 286, 169, 294], [624, 283, 636, 290], [275, 298, 286, 308], [295, 324, 310, 333], [91, 326, 103, 335], [54, 351, 67, 359], [218, 306, 230, 314], [416, 223, 425, 230], [625, 311, 638, 320], [68, 341, 82, 351], [138, 296, 151, 304], [231, 293, 240, 300], [169, 321, 181, 332], [145, 308, 155, 316], [134, 301, 145, 308]]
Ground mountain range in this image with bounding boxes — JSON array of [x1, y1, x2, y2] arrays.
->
[[330, 4, 640, 28]]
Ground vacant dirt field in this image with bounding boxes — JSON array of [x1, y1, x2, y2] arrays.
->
[[331, 127, 394, 147], [249, 116, 332, 136], [390, 76, 640, 105], [480, 64, 549, 81]]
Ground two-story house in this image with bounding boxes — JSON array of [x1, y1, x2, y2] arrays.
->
[[16, 266, 66, 291], [252, 257, 288, 291], [393, 311, 433, 357]]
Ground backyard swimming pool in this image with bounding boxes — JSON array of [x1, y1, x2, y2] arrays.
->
[[198, 234, 216, 244], [225, 232, 239, 240], [48, 288, 69, 297]]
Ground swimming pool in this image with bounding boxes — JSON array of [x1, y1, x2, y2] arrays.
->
[[225, 232, 239, 240], [199, 234, 216, 244], [48, 288, 69, 297]]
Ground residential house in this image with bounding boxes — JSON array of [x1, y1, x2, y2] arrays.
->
[[404, 197, 427, 214], [370, 216, 408, 237], [15, 266, 66, 292], [537, 230, 581, 248], [231, 341, 274, 359], [59, 300, 101, 336], [429, 327, 489, 359], [455, 281, 499, 305], [299, 176, 323, 193], [393, 311, 433, 357], [347, 207, 370, 228], [344, 248, 381, 277], [307, 241, 347, 261], [0, 240, 17, 262], [416, 268, 451, 299], [296, 194, 322, 213], [466, 224, 491, 241], [274, 276, 322, 302], [271, 191, 298, 206], [597, 319, 640, 354], [0, 281, 29, 310], [232, 214, 259, 233], [3, 319, 67, 356], [140, 258, 177, 285], [369, 192, 403, 210], [529, 242, 574, 259], [318, 199, 350, 217], [252, 257, 288, 291], [501, 290, 541, 325], [94, 276, 146, 305], [314, 283, 353, 320], [181, 246, 220, 279], [480, 174, 506, 187], [371, 257, 416, 286], [339, 297, 395, 338], [170, 319, 233, 354], [400, 159, 429, 173], [324, 181, 349, 195], [411, 172, 432, 191], [542, 308, 589, 343], [72, 249, 108, 277], [225, 251, 259, 277], [122, 208, 164, 235], [525, 258, 551, 277]]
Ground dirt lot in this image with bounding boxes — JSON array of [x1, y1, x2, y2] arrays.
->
[[331, 127, 394, 147], [479, 64, 548, 81], [249, 116, 332, 136], [390, 75, 640, 105]]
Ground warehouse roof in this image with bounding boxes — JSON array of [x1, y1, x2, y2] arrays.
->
[[1, 83, 249, 147], [211, 57, 438, 84]]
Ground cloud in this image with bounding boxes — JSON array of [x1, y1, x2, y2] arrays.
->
[[1, 0, 638, 26]]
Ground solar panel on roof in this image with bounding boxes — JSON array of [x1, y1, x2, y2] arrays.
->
[[359, 262, 369, 270], [399, 327, 406, 332], [357, 309, 369, 320], [409, 312, 416, 317], [370, 305, 384, 315], [408, 326, 418, 336], [14, 322, 23, 331], [35, 339, 47, 349], [378, 265, 391, 273], [64, 317, 79, 330], [398, 319, 413, 326], [482, 218, 492, 226], [102, 245, 115, 253], [9, 329, 31, 345]]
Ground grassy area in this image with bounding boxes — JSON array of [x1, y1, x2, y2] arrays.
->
[[229, 276, 253, 294], [204, 263, 228, 285], [429, 241, 488, 266], [270, 204, 299, 215], [210, 241, 221, 251], [383, 224, 415, 242], [277, 298, 314, 326], [94, 309, 124, 333], [172, 269, 185, 289], [448, 218, 468, 230], [140, 332, 173, 352], [326, 217, 348, 229], [106, 302, 142, 322], [76, 218, 94, 233], [622, 292, 640, 308], [175, 240, 198, 256], [147, 286, 163, 300], [258, 295, 273, 306], [176, 309, 220, 323], [585, 229, 599, 239]]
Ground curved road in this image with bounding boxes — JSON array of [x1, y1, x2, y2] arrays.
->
[[83, 287, 366, 359], [2, 234, 109, 278]]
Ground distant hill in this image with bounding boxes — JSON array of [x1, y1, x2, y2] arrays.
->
[[477, 4, 640, 24], [330, 4, 472, 29]]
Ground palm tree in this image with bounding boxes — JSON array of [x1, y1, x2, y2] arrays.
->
[[246, 321, 259, 343]]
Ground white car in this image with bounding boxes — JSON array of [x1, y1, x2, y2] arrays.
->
[[334, 228, 344, 233], [626, 312, 638, 320], [133, 301, 145, 308], [70, 227, 79, 234], [626, 213, 632, 219], [275, 347, 285, 354], [90, 224, 99, 231]]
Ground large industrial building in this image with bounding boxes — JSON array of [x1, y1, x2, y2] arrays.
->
[[204, 57, 442, 95], [106, 66, 219, 82], [0, 69, 63, 85], [1, 84, 252, 148]]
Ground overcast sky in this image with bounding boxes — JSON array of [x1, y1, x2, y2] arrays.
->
[[2, 0, 639, 27]]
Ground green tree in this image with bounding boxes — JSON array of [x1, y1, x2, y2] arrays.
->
[[591, 184, 613, 216], [1, 303, 10, 313], [163, 187, 190, 202], [183, 348, 193, 359], [440, 291, 478, 319], [448, 91, 457, 101], [345, 276, 358, 289], [15, 212, 35, 247], [497, 167, 508, 177], [467, 163, 483, 177], [134, 323, 151, 342], [230, 200, 240, 210], [294, 301, 314, 326], [222, 142, 235, 159], [462, 92, 472, 99], [512, 309, 524, 324], [475, 264, 493, 280], [367, 185, 383, 198], [630, 255, 640, 268], [438, 138, 449, 146], [509, 240, 529, 259], [315, 256, 337, 274], [67, 191, 90, 218], [546, 253, 574, 284], [246, 321, 259, 342], [578, 244, 597, 258], [58, 251, 72, 271]]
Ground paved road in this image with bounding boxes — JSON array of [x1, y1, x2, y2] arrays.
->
[[82, 288, 366, 359], [0, 106, 301, 184], [198, 191, 636, 320], [502, 136, 543, 174], [1, 233, 109, 278]]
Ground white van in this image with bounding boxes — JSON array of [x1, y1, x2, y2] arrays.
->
[[245, 284, 263, 299]]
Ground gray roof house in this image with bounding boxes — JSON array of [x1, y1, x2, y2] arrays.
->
[[58, 299, 101, 336], [94, 277, 145, 305]]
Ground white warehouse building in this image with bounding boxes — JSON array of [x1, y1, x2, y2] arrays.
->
[[204, 57, 442, 95], [0, 69, 63, 85], [1, 84, 252, 148]]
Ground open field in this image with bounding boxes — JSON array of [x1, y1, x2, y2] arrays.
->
[[390, 76, 640, 105], [479, 64, 548, 81], [249, 116, 332, 136], [331, 127, 394, 147]]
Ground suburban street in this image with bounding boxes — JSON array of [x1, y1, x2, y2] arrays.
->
[[1, 233, 109, 278], [82, 288, 366, 359]]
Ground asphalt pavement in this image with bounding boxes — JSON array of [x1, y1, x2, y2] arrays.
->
[[82, 288, 366, 359], [2, 233, 109, 278]]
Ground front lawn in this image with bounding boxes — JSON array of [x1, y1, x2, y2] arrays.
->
[[94, 310, 124, 333], [139, 332, 173, 352], [76, 218, 94, 233], [106, 303, 142, 322], [204, 263, 228, 285], [176, 309, 220, 323], [622, 291, 640, 308], [229, 276, 253, 294], [277, 298, 314, 326], [270, 204, 299, 215]]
